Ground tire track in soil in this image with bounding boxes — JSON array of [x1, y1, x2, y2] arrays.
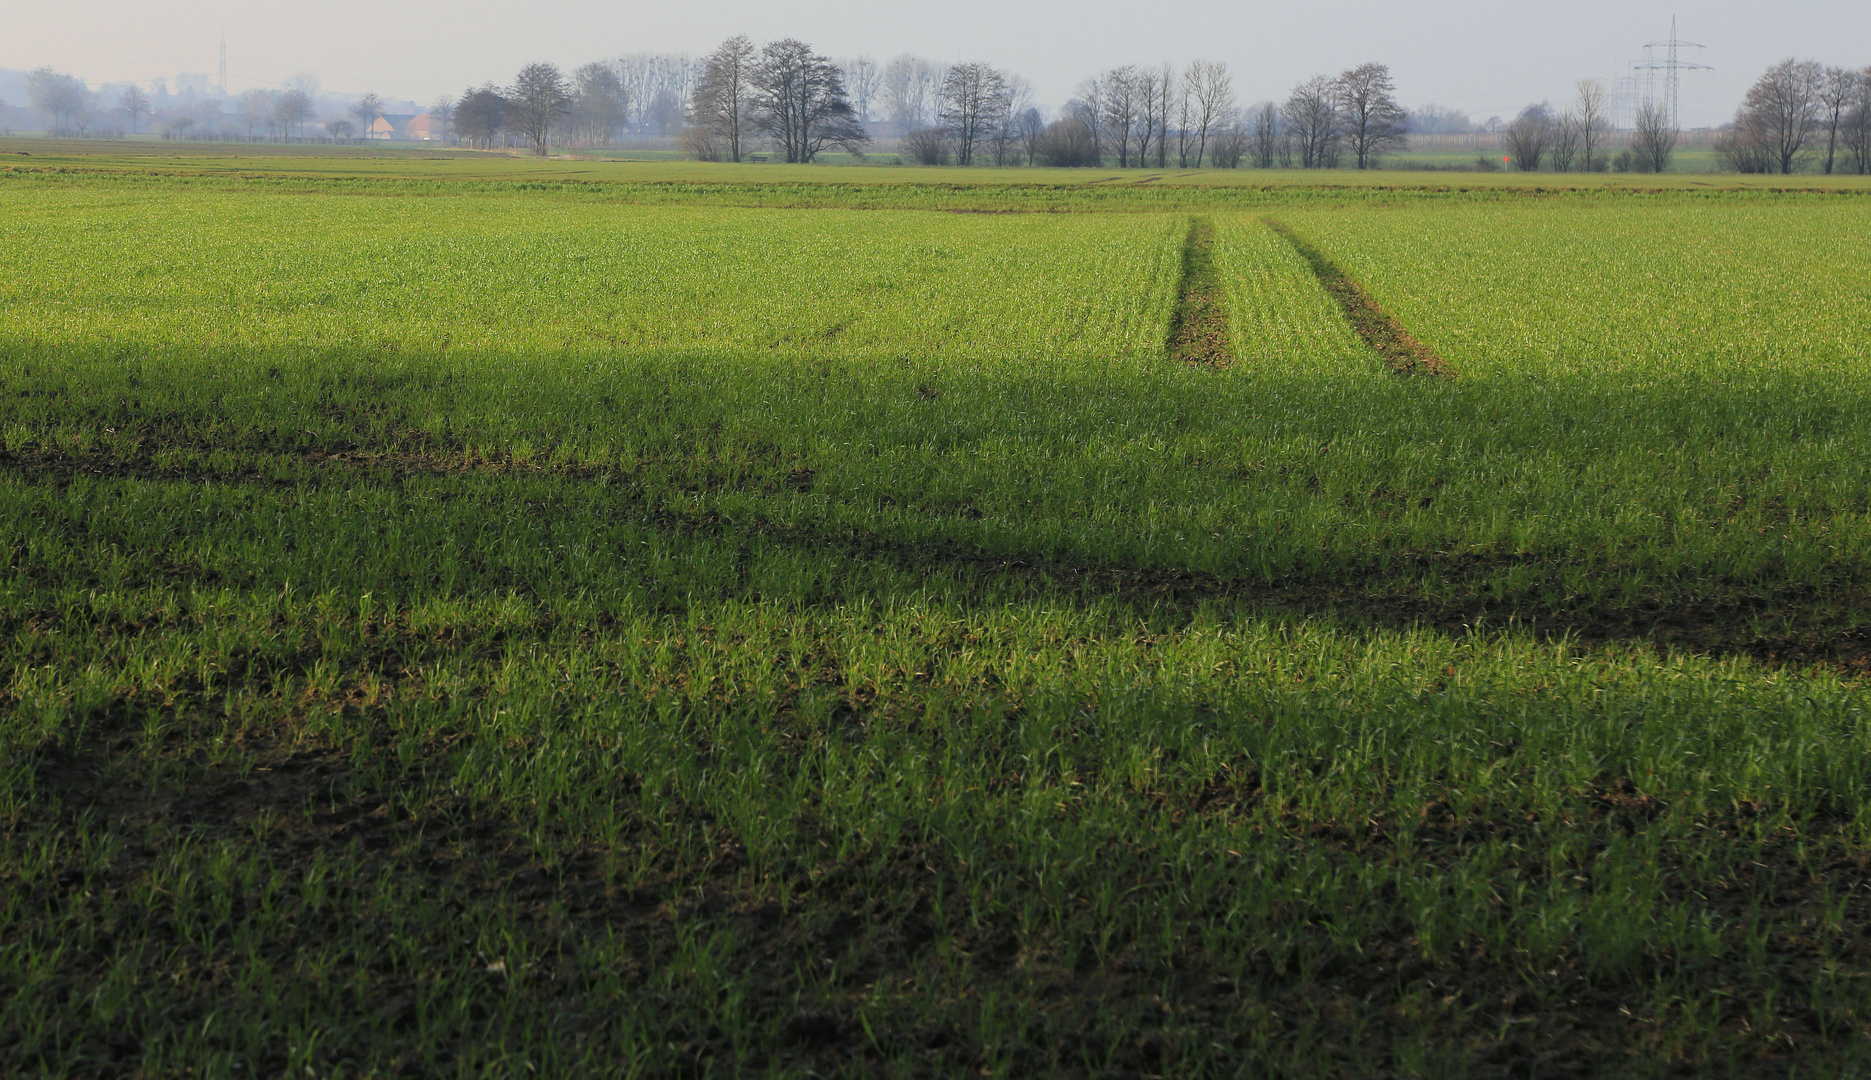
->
[[1164, 216, 1235, 367], [1265, 216, 1452, 377]]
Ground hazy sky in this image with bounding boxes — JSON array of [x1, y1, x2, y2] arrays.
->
[[7, 0, 1867, 127]]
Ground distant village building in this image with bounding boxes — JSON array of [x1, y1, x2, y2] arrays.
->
[[366, 116, 402, 140], [404, 114, 445, 141]]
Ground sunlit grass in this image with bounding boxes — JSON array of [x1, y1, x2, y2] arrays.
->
[[3, 163, 1871, 1077]]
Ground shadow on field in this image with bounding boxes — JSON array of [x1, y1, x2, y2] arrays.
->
[[15, 698, 1871, 1077], [3, 444, 1868, 673]]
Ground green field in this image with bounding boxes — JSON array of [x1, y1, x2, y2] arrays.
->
[[5, 144, 1871, 1078]]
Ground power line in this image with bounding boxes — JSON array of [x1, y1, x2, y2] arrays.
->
[[1633, 15, 1711, 129]]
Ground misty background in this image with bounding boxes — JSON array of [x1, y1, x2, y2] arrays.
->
[[5, 0, 1870, 132]]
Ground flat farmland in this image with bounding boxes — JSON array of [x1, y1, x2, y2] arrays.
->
[[4, 153, 1871, 1078]]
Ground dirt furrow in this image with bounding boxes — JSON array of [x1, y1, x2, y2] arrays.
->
[[1165, 215, 1236, 367], [1265, 217, 1452, 377]]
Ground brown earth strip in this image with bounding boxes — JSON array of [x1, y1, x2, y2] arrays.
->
[[1265, 217, 1452, 377], [1164, 216, 1235, 367]]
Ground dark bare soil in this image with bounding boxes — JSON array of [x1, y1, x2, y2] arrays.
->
[[1166, 216, 1235, 367]]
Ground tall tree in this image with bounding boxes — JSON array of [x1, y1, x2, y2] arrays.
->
[[882, 55, 942, 136], [508, 63, 571, 154], [1334, 63, 1407, 169], [1847, 69, 1871, 175], [988, 76, 1034, 166], [1182, 60, 1234, 168], [272, 89, 313, 140], [1283, 75, 1341, 169], [1068, 79, 1106, 163], [572, 62, 629, 146], [617, 54, 695, 135], [1631, 99, 1678, 173], [938, 62, 1009, 166], [455, 85, 507, 149], [1140, 64, 1173, 168], [1734, 58, 1825, 174], [1817, 66, 1858, 174], [350, 92, 384, 140], [1549, 110, 1581, 172], [1250, 101, 1279, 168], [1573, 78, 1610, 171], [427, 94, 457, 143], [841, 56, 880, 125], [690, 36, 757, 162], [118, 86, 150, 135], [1016, 106, 1046, 166], [1501, 103, 1555, 171], [238, 89, 273, 139], [27, 68, 88, 134], [1099, 66, 1141, 167], [749, 39, 868, 163]]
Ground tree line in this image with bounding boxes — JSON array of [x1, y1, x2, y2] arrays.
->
[[1717, 60, 1871, 174], [13, 48, 1871, 174]]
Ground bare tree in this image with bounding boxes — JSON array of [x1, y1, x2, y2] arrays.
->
[[1334, 62, 1407, 169], [1847, 69, 1871, 175], [1817, 66, 1858, 174], [1175, 75, 1197, 168], [1549, 112, 1580, 171], [882, 55, 943, 136], [1250, 101, 1279, 167], [1208, 121, 1248, 168], [284, 73, 320, 100], [1098, 66, 1141, 167], [1181, 60, 1234, 168], [749, 39, 868, 163], [1501, 103, 1555, 170], [690, 36, 756, 162], [841, 56, 880, 125], [1283, 76, 1341, 168], [1033, 116, 1099, 166], [350, 92, 384, 140], [1631, 99, 1678, 173], [615, 54, 695, 135], [1016, 107, 1046, 166], [118, 86, 150, 134], [899, 127, 948, 164], [272, 89, 313, 140], [27, 68, 88, 134], [1574, 79, 1609, 171], [938, 62, 1010, 166], [990, 77, 1034, 166], [427, 94, 456, 144], [1066, 81, 1104, 164], [1731, 58, 1825, 174], [455, 85, 507, 149], [1140, 64, 1174, 168], [236, 89, 273, 139], [572, 62, 628, 146], [325, 117, 356, 141], [508, 63, 571, 154], [1407, 103, 1474, 133]]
